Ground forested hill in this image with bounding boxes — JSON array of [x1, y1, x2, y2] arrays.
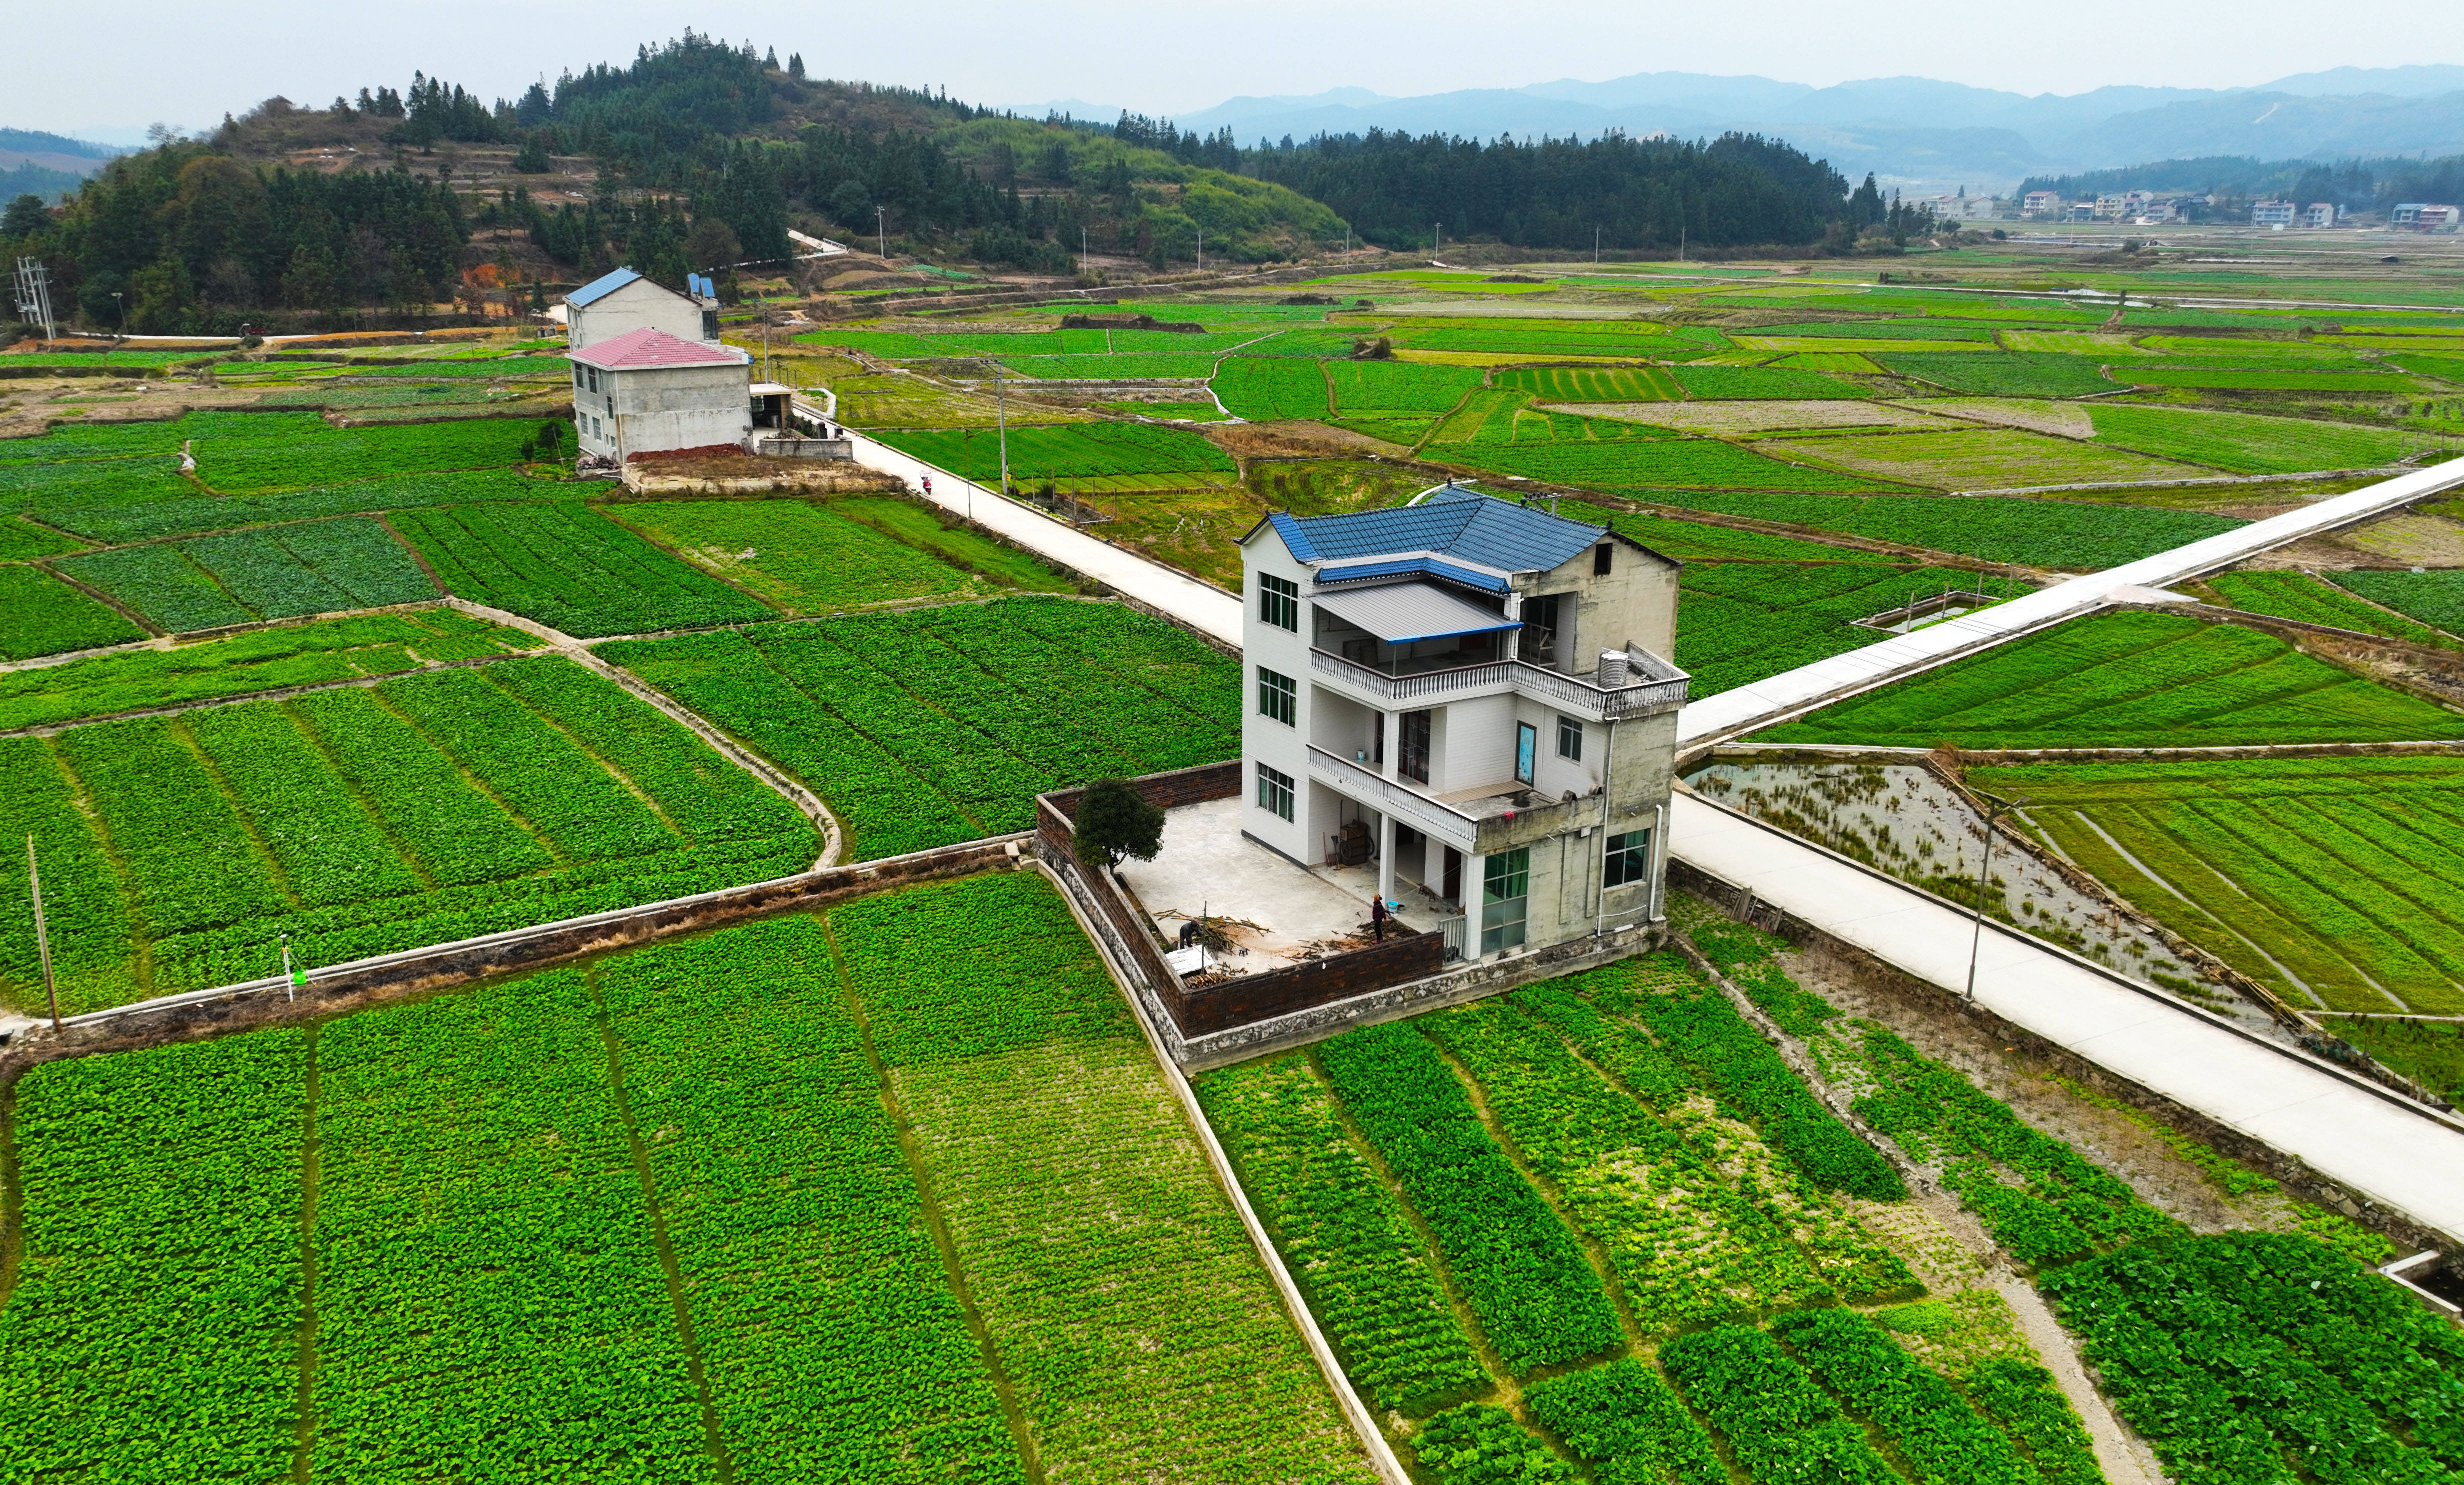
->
[[1244, 130, 1866, 252], [1, 32, 1888, 334]]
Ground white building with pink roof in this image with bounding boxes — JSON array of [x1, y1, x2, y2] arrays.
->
[[566, 324, 754, 464]]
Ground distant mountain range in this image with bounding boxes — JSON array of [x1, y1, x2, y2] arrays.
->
[[0, 128, 124, 203], [1018, 66, 2464, 195]]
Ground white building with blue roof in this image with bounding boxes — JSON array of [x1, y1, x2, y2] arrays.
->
[[564, 266, 721, 354], [1237, 484, 1688, 962]]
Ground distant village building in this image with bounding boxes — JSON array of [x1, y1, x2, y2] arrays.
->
[[2022, 191, 2063, 219], [1237, 486, 1686, 962], [2393, 204, 2462, 230], [2251, 201, 2299, 228], [2306, 203, 2338, 228]]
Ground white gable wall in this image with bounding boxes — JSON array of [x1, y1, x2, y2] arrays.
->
[[569, 278, 712, 354], [572, 362, 752, 460]]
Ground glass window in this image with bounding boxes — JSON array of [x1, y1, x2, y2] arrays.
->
[[1524, 594, 1562, 664], [1481, 848, 1530, 955], [1260, 573, 1299, 632], [1515, 722, 1537, 786], [572, 365, 585, 388], [1257, 763, 1296, 822], [1556, 716, 1582, 761], [1604, 830, 1652, 888], [1257, 666, 1296, 726]]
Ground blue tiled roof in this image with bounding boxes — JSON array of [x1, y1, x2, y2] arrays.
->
[[1315, 556, 1510, 594], [567, 266, 644, 308], [1272, 486, 1604, 575]]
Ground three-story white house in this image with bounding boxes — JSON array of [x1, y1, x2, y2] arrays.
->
[[1237, 484, 1688, 961]]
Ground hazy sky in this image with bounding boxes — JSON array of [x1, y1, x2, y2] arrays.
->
[[22, 0, 2462, 137]]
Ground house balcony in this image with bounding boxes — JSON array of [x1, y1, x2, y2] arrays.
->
[[1306, 646, 1688, 722], [1305, 746, 1609, 856]]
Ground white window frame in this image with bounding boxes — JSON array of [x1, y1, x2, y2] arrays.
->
[[1258, 666, 1296, 726], [1260, 572, 1300, 632], [1257, 762, 1296, 822]]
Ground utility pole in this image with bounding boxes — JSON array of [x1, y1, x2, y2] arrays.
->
[[26, 838, 58, 1030], [876, 206, 888, 264], [282, 932, 298, 1002], [994, 360, 1010, 512], [1962, 792, 2028, 1006], [1080, 226, 1088, 276], [112, 291, 126, 338], [1596, 226, 1601, 263]]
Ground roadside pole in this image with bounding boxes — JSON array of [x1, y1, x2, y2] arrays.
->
[[27, 837, 59, 1030], [994, 361, 1010, 510], [1964, 792, 2027, 1006]]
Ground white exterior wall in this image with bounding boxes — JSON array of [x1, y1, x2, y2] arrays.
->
[[572, 362, 752, 460], [1241, 533, 1315, 864], [568, 278, 711, 353]]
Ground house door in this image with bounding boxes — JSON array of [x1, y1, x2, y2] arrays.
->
[[1481, 848, 1530, 956], [1442, 846, 1462, 902]]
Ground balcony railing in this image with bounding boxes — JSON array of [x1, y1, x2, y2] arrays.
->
[[1308, 646, 1688, 721], [1304, 746, 1480, 852]]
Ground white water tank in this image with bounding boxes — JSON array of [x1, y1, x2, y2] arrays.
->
[[1598, 649, 1630, 686]]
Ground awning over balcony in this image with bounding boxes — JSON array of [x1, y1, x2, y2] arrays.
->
[[1314, 582, 1521, 646]]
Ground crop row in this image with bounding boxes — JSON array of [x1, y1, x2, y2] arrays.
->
[[0, 1030, 311, 1478], [1759, 610, 2464, 750], [0, 658, 815, 1014], [1313, 1021, 1624, 1374], [594, 918, 1024, 1482], [54, 516, 436, 632], [0, 514, 84, 560], [610, 498, 984, 616], [1974, 756, 2464, 1016], [1194, 1054, 1490, 1416], [1324, 359, 1485, 414], [2208, 570, 2452, 644], [1498, 365, 1684, 402], [1770, 1308, 2042, 1485], [40, 468, 562, 546], [871, 423, 1237, 484], [2084, 404, 2412, 474], [1212, 356, 1334, 419], [0, 565, 147, 660], [1652, 488, 2242, 569], [1428, 994, 1914, 1330], [2041, 1232, 2464, 1485], [1660, 1326, 1903, 1483], [833, 874, 1376, 1481], [1670, 364, 1866, 400], [312, 969, 718, 1480], [602, 599, 1239, 860], [1438, 432, 1901, 492], [1592, 952, 1908, 1200], [1874, 352, 2116, 397], [392, 500, 774, 638], [1678, 560, 2006, 697]]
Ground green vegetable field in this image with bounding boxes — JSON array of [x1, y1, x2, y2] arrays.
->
[[609, 498, 1054, 614], [1191, 934, 2206, 1482], [1648, 490, 2242, 568], [0, 608, 538, 730], [602, 598, 1240, 858], [0, 878, 1378, 1482], [870, 422, 1238, 489], [1971, 755, 2464, 1016], [1758, 610, 2464, 750], [391, 502, 776, 636], [54, 516, 436, 632], [2207, 570, 2452, 644], [1678, 561, 2010, 696], [0, 656, 816, 1014]]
